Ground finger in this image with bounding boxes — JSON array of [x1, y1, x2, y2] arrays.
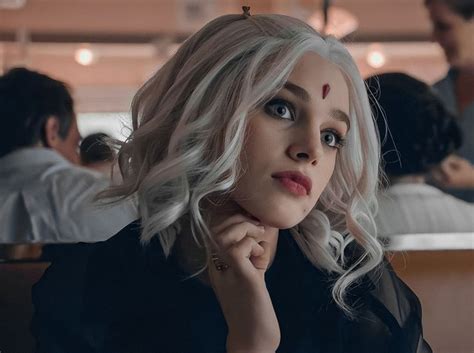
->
[[442, 155, 469, 170], [447, 154, 463, 163], [250, 241, 272, 271], [224, 236, 264, 272], [451, 159, 471, 171], [214, 222, 265, 251]]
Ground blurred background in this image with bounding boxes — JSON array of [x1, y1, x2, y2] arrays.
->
[[0, 1, 471, 353], [0, 0, 447, 139]]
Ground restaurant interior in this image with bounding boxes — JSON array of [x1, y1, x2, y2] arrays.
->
[[0, 1, 472, 352]]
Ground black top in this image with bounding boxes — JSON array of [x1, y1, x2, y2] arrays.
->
[[32, 221, 432, 353]]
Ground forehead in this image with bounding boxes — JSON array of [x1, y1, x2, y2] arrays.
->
[[286, 52, 350, 114]]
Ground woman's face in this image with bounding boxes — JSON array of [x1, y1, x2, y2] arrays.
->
[[426, 1, 474, 68], [231, 52, 350, 229]]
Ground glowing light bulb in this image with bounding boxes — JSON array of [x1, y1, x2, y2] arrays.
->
[[75, 47, 95, 66], [366, 45, 386, 69]]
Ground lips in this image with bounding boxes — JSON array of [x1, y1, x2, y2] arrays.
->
[[271, 171, 312, 196]]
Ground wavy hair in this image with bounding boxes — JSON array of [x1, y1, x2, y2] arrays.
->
[[104, 12, 383, 314]]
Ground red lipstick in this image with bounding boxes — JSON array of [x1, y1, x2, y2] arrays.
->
[[272, 171, 312, 196]]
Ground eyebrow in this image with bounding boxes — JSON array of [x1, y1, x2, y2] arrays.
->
[[331, 109, 351, 131], [283, 81, 310, 102], [283, 81, 351, 131]]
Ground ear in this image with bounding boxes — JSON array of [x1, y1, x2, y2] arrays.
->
[[44, 116, 61, 148]]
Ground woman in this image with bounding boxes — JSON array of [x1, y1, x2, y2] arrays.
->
[[425, 0, 474, 201], [32, 9, 431, 353]]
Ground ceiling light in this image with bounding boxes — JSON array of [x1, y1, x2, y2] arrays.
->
[[366, 44, 387, 69], [75, 46, 96, 66]]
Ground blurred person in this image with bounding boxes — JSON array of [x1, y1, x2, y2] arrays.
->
[[80, 132, 120, 181], [33, 10, 430, 352], [0, 68, 137, 245], [431, 153, 474, 189], [425, 0, 474, 202], [367, 72, 474, 236]]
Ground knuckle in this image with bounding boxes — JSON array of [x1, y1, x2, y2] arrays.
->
[[214, 236, 227, 249]]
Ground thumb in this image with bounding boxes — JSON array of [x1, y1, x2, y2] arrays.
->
[[250, 240, 272, 271]]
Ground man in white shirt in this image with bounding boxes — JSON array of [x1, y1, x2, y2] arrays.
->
[[366, 73, 474, 236], [0, 68, 137, 244]]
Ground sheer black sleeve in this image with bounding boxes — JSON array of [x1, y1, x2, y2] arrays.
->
[[365, 259, 433, 353]]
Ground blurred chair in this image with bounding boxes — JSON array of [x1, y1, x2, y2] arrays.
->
[[0, 259, 50, 353]]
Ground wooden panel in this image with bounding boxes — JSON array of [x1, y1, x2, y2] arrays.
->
[[390, 251, 474, 353]]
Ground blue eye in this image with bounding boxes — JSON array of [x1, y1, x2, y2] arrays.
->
[[321, 130, 346, 149], [264, 98, 295, 121]]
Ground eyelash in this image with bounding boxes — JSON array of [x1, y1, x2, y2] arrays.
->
[[323, 129, 346, 149], [264, 97, 346, 149], [264, 98, 296, 121]]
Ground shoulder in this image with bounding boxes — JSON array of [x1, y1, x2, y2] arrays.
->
[[432, 76, 450, 92], [343, 240, 423, 322], [340, 241, 419, 323], [432, 70, 453, 94], [363, 257, 432, 351], [33, 220, 143, 300], [337, 241, 432, 350], [47, 164, 109, 192], [337, 256, 432, 352], [32, 221, 146, 349], [367, 259, 422, 317], [38, 162, 110, 208], [282, 237, 431, 351], [45, 165, 138, 242]]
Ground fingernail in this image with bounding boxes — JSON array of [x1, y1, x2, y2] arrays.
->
[[259, 226, 265, 232]]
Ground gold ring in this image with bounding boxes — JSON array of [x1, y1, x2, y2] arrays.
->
[[211, 253, 230, 271]]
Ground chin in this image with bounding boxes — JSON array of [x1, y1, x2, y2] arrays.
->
[[237, 197, 312, 229], [255, 210, 307, 230]]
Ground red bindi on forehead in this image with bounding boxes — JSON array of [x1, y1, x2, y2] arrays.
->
[[322, 83, 331, 100]]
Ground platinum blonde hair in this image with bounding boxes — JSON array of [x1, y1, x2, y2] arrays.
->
[[105, 13, 383, 314]]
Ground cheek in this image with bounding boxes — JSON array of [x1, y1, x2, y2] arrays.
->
[[65, 141, 80, 164], [311, 155, 337, 198], [241, 126, 280, 172]]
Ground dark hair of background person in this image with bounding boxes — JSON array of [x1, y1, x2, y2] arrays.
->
[[366, 72, 462, 177], [0, 67, 74, 159], [425, 0, 474, 19], [80, 133, 115, 165]]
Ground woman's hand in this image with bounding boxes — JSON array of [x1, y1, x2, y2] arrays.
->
[[207, 214, 280, 353], [431, 154, 474, 189]]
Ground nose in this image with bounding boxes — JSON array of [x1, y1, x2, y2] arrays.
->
[[287, 131, 323, 166]]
